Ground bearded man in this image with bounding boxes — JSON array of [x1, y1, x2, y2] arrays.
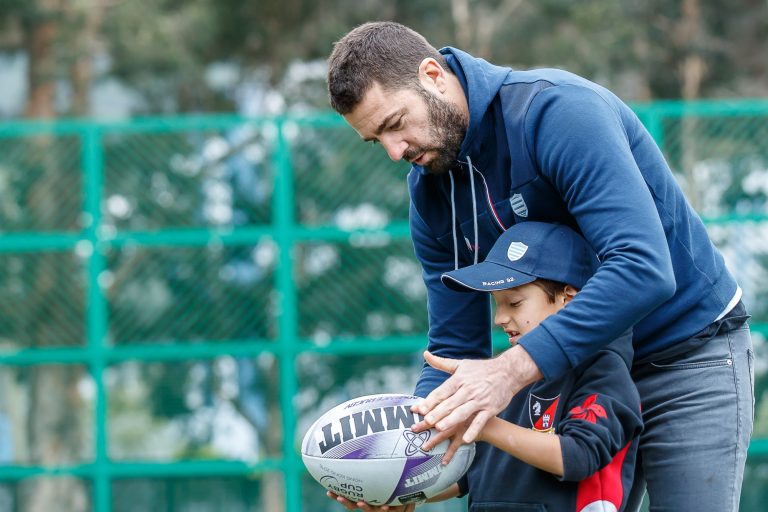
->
[[325, 21, 753, 512]]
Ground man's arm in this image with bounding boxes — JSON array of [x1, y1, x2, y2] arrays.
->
[[519, 84, 676, 380]]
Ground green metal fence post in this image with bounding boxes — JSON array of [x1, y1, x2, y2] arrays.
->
[[272, 117, 302, 511], [83, 125, 110, 512]]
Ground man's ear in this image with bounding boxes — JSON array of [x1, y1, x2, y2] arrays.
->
[[562, 285, 579, 305], [418, 58, 447, 93]]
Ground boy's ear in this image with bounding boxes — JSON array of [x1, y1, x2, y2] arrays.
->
[[562, 285, 578, 305]]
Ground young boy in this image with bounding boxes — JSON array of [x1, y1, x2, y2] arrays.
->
[[330, 221, 642, 511]]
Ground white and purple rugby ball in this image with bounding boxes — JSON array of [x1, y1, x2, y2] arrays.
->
[[301, 393, 475, 506]]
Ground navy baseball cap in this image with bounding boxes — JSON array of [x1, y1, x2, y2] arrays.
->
[[441, 222, 598, 293]]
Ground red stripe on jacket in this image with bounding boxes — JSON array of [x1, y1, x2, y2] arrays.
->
[[575, 442, 632, 511]]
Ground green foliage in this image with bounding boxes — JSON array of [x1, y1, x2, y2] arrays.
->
[[3, 0, 768, 116]]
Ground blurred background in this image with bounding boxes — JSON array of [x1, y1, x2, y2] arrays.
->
[[0, 0, 766, 511]]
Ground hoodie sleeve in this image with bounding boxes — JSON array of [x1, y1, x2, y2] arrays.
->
[[518, 84, 676, 380], [409, 200, 494, 398], [557, 341, 643, 481]]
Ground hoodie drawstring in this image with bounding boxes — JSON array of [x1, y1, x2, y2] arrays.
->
[[467, 156, 479, 265], [448, 156, 480, 271], [449, 171, 459, 270]]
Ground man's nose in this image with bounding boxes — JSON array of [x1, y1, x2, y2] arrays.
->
[[382, 137, 408, 162]]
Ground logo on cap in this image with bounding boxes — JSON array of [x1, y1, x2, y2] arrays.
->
[[507, 242, 528, 261]]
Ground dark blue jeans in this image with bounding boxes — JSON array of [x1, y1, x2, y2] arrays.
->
[[626, 325, 754, 511]]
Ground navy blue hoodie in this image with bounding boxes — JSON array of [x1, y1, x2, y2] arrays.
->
[[411, 48, 740, 395]]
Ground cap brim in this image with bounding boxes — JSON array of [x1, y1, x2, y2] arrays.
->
[[441, 261, 536, 292]]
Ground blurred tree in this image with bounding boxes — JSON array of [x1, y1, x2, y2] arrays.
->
[[2, 0, 767, 117]]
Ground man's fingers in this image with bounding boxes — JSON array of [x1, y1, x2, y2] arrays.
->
[[431, 395, 478, 431], [421, 400, 451, 427], [411, 373, 460, 417], [423, 351, 460, 375], [463, 410, 492, 443]]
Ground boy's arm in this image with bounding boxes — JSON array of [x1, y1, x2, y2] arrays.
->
[[427, 483, 461, 502], [479, 417, 564, 476], [555, 342, 642, 481], [478, 335, 642, 481]]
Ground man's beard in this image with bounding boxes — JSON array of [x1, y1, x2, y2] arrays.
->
[[405, 87, 467, 175]]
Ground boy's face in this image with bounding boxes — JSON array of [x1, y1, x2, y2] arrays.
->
[[492, 283, 574, 345]]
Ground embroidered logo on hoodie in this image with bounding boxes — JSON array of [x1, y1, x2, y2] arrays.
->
[[569, 394, 607, 424], [510, 193, 528, 217], [529, 393, 560, 433]]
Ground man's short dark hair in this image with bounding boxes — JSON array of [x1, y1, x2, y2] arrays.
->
[[327, 21, 450, 114]]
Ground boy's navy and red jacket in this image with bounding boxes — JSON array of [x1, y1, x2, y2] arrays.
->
[[411, 48, 740, 396], [459, 333, 642, 511]]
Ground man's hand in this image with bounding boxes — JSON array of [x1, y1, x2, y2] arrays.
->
[[411, 345, 543, 443]]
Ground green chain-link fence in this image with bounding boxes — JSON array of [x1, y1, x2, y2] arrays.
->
[[0, 102, 767, 511]]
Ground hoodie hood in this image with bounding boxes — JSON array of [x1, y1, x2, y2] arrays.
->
[[442, 47, 512, 157], [413, 47, 511, 176]]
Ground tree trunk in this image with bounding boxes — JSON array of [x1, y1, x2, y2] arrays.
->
[[68, 0, 106, 116], [25, 366, 88, 512], [260, 362, 284, 512], [449, 0, 522, 59], [21, 2, 89, 511], [450, 0, 471, 50], [677, 0, 704, 211], [24, 1, 59, 119]]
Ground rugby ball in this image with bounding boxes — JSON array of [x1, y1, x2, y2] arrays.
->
[[301, 393, 475, 506]]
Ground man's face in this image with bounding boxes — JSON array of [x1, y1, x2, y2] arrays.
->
[[343, 82, 467, 175]]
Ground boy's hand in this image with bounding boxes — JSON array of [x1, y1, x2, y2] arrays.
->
[[419, 419, 472, 465], [326, 491, 416, 511]]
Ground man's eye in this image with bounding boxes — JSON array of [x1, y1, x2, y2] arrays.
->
[[391, 118, 403, 130], [370, 140, 378, 145], [510, 301, 522, 307]]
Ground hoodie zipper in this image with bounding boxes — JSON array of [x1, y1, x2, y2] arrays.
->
[[473, 167, 508, 234]]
